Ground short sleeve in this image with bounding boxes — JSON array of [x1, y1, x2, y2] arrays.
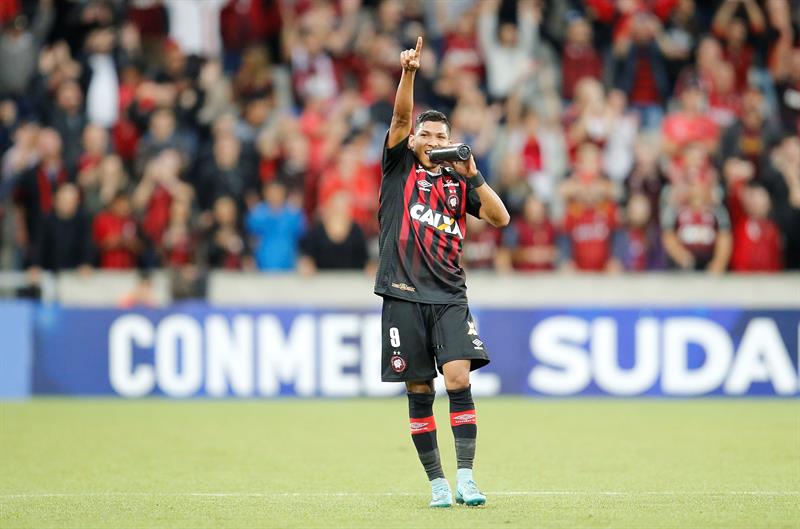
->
[[714, 205, 731, 231], [381, 129, 412, 177], [660, 203, 677, 230]]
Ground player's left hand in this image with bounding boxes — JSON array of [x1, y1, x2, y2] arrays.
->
[[449, 155, 478, 178]]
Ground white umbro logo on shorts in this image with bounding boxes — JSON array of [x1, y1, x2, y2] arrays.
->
[[472, 338, 483, 349]]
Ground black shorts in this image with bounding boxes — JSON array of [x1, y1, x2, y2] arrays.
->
[[381, 296, 491, 382]]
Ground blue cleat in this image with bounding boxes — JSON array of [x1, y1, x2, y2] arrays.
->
[[455, 469, 486, 506], [429, 477, 453, 508]]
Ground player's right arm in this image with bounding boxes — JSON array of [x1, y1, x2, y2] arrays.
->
[[387, 37, 423, 148]]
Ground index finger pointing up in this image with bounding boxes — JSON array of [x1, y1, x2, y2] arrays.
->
[[415, 36, 423, 55]]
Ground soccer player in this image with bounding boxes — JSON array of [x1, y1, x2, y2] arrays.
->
[[375, 37, 510, 508]]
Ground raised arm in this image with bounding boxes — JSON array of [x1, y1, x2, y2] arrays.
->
[[711, 0, 740, 36], [388, 37, 423, 147]]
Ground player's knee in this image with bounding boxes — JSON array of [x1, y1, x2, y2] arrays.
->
[[406, 380, 434, 393], [444, 371, 470, 390]]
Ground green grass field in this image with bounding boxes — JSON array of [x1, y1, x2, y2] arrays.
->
[[1, 398, 798, 529]]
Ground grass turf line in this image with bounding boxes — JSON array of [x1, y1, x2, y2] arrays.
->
[[1, 398, 798, 529]]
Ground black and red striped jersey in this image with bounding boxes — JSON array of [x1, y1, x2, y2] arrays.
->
[[374, 133, 483, 304]]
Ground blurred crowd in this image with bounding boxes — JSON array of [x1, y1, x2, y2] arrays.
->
[[1, 0, 799, 298]]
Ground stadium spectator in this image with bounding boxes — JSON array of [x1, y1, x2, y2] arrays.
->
[[478, 0, 540, 102], [286, 11, 339, 105], [712, 0, 766, 93], [79, 154, 129, 218], [561, 14, 603, 102], [160, 196, 193, 265], [0, 0, 54, 97], [134, 107, 188, 177], [262, 124, 311, 201], [707, 62, 742, 128], [494, 153, 533, 218], [719, 86, 782, 176], [316, 141, 379, 237], [246, 180, 305, 271], [76, 125, 109, 182], [48, 80, 86, 172], [559, 154, 620, 272], [763, 135, 800, 269], [724, 158, 783, 272], [663, 0, 701, 67], [164, 0, 226, 59], [298, 191, 368, 275], [0, 99, 20, 164], [611, 10, 677, 130], [13, 128, 71, 265], [30, 182, 92, 273], [92, 191, 142, 269], [602, 89, 639, 183], [771, 46, 800, 135], [624, 135, 665, 221], [205, 195, 250, 270], [1, 120, 40, 198], [663, 142, 718, 202], [498, 194, 557, 272], [437, 3, 484, 82], [83, 27, 120, 129], [661, 179, 732, 273], [614, 192, 665, 271], [463, 215, 502, 271], [674, 36, 723, 96], [450, 91, 500, 179], [661, 75, 720, 156], [196, 133, 257, 212], [133, 150, 190, 253]]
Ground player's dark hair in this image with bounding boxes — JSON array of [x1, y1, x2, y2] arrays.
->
[[415, 110, 450, 136]]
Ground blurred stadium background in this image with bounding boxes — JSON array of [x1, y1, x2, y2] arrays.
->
[[0, 0, 798, 528]]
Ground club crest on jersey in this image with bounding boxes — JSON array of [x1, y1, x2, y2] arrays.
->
[[409, 203, 463, 239], [447, 194, 460, 212], [390, 354, 407, 373]]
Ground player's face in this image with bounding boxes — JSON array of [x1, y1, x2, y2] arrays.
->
[[410, 121, 449, 169]]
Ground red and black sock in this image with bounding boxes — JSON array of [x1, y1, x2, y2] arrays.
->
[[407, 391, 444, 481], [447, 385, 477, 470]]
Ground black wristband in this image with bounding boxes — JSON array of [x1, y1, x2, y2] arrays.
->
[[470, 171, 486, 188]]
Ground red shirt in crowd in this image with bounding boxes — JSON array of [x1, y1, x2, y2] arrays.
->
[[563, 201, 618, 271], [727, 182, 782, 272], [162, 230, 194, 266], [673, 208, 722, 264], [442, 33, 484, 79], [629, 51, 661, 105], [92, 212, 138, 269], [730, 219, 782, 271], [522, 135, 542, 173], [662, 112, 719, 150], [505, 219, 556, 271], [561, 43, 603, 101], [585, 0, 679, 41], [463, 226, 502, 270], [141, 185, 172, 245], [723, 46, 755, 93], [317, 162, 380, 235]]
